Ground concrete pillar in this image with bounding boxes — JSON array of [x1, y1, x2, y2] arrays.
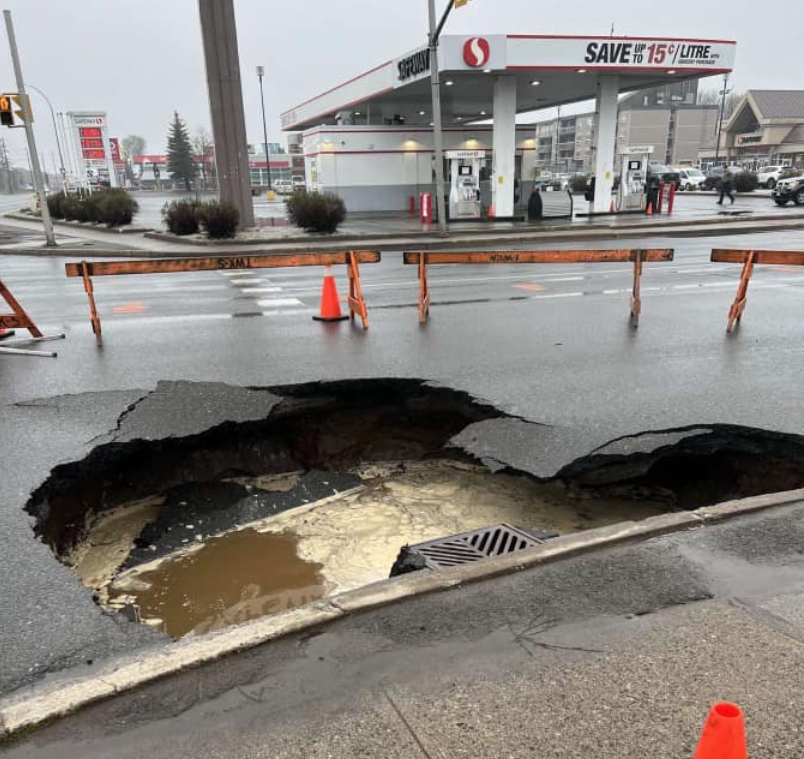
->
[[492, 77, 517, 218], [198, 0, 255, 228], [592, 75, 619, 214]]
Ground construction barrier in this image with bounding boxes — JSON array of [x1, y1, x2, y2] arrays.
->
[[65, 251, 381, 345], [711, 248, 804, 332], [0, 277, 65, 357], [404, 249, 674, 327]]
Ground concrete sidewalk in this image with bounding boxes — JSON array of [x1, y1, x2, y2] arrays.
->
[[6, 499, 804, 758]]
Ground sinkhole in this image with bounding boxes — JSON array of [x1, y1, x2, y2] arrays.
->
[[25, 379, 804, 640]]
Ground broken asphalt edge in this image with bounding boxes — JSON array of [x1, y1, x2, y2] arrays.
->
[[2, 486, 803, 740]]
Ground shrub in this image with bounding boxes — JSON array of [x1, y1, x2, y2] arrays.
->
[[95, 189, 138, 227], [162, 199, 200, 235], [286, 190, 346, 233], [733, 171, 758, 193], [570, 174, 589, 194], [198, 200, 239, 239], [47, 191, 67, 219]]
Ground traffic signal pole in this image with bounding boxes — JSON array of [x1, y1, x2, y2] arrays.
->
[[3, 11, 55, 246]]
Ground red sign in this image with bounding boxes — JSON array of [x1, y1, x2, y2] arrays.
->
[[82, 149, 106, 160], [81, 138, 104, 150], [463, 37, 491, 67], [79, 127, 103, 138], [109, 137, 121, 162]]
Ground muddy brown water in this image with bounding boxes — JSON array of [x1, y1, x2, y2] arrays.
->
[[109, 529, 326, 638]]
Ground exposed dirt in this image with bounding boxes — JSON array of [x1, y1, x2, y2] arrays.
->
[[24, 380, 804, 641]]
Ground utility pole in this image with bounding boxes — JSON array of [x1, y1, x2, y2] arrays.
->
[[198, 0, 255, 228], [428, 0, 451, 235], [3, 11, 55, 246], [714, 73, 731, 167], [256, 66, 274, 197]]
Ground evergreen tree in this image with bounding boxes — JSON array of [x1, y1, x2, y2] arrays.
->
[[166, 112, 196, 191]]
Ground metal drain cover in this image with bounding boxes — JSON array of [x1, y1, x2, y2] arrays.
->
[[409, 523, 545, 569]]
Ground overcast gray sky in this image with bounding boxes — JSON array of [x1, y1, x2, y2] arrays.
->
[[1, 0, 801, 169]]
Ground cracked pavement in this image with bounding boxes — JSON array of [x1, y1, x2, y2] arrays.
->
[[2, 234, 804, 699]]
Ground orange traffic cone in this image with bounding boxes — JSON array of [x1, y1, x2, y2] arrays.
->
[[488, 203, 495, 219], [312, 265, 348, 322], [610, 199, 616, 213], [693, 702, 747, 759], [646, 201, 653, 216]]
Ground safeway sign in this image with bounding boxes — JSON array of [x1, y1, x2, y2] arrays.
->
[[507, 36, 736, 71]]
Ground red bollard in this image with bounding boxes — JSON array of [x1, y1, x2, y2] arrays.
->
[[657, 183, 666, 214], [420, 192, 432, 224], [667, 183, 676, 215], [409, 195, 416, 216]]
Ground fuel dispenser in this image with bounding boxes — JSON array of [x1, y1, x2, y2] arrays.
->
[[446, 149, 484, 219], [617, 146, 653, 211]]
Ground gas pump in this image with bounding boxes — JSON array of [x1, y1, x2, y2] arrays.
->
[[446, 149, 484, 219], [617, 145, 653, 211]]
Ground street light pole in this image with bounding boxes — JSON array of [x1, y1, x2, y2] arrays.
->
[[26, 84, 66, 188], [256, 66, 273, 197], [714, 73, 731, 166], [3, 10, 55, 246], [428, 0, 451, 235]]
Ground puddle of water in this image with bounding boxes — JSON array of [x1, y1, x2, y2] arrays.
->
[[69, 496, 165, 591], [110, 529, 325, 638]]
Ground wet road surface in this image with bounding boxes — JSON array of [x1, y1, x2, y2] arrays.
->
[[1, 227, 804, 697]]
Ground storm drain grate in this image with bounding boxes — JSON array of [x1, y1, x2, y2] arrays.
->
[[410, 523, 545, 569]]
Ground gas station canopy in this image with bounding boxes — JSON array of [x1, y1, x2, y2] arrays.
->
[[281, 34, 736, 131]]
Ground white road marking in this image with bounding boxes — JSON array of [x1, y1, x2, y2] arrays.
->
[[240, 287, 283, 294], [255, 297, 304, 308], [532, 291, 584, 299], [229, 278, 265, 286]]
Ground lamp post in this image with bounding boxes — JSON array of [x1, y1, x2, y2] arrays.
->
[[714, 73, 732, 167], [26, 84, 66, 189], [256, 65, 274, 199]]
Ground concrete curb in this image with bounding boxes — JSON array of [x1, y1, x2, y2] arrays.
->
[[1, 487, 803, 740], [4, 212, 153, 235]]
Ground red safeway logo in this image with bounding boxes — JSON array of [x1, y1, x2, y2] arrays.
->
[[463, 37, 491, 68]]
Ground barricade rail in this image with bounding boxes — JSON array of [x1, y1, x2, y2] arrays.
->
[[403, 249, 674, 327], [65, 251, 381, 345], [711, 249, 804, 332]]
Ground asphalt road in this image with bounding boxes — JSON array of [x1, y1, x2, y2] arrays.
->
[[7, 502, 804, 758], [1, 226, 804, 699]]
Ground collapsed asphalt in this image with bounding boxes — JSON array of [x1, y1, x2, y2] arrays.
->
[[2, 228, 804, 697]]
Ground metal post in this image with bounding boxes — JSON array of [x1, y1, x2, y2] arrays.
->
[[27, 85, 65, 185], [198, 0, 255, 228], [256, 67, 273, 194], [4, 10, 55, 246], [714, 73, 729, 166], [428, 0, 449, 235]]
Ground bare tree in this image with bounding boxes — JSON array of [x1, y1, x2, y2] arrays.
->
[[121, 135, 146, 161], [193, 127, 214, 191], [698, 88, 744, 120]]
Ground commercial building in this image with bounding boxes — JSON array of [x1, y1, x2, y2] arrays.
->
[[281, 34, 735, 215], [533, 81, 718, 175], [699, 90, 804, 170]]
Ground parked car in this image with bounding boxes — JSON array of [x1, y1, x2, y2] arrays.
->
[[272, 179, 293, 195], [292, 177, 306, 191], [771, 174, 804, 206], [702, 165, 744, 191], [677, 168, 705, 191], [757, 165, 788, 189], [647, 163, 680, 189]]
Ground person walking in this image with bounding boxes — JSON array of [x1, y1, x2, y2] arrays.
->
[[717, 171, 735, 205]]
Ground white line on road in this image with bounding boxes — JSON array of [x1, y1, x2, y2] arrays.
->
[[255, 297, 304, 308], [532, 291, 584, 299], [229, 278, 265, 286], [240, 287, 283, 294]]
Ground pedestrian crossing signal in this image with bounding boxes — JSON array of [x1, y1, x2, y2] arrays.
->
[[0, 95, 13, 127], [11, 94, 32, 124]]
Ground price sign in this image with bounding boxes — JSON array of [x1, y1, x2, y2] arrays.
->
[[79, 127, 103, 138]]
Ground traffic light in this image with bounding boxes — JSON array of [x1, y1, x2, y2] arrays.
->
[[0, 95, 13, 127]]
